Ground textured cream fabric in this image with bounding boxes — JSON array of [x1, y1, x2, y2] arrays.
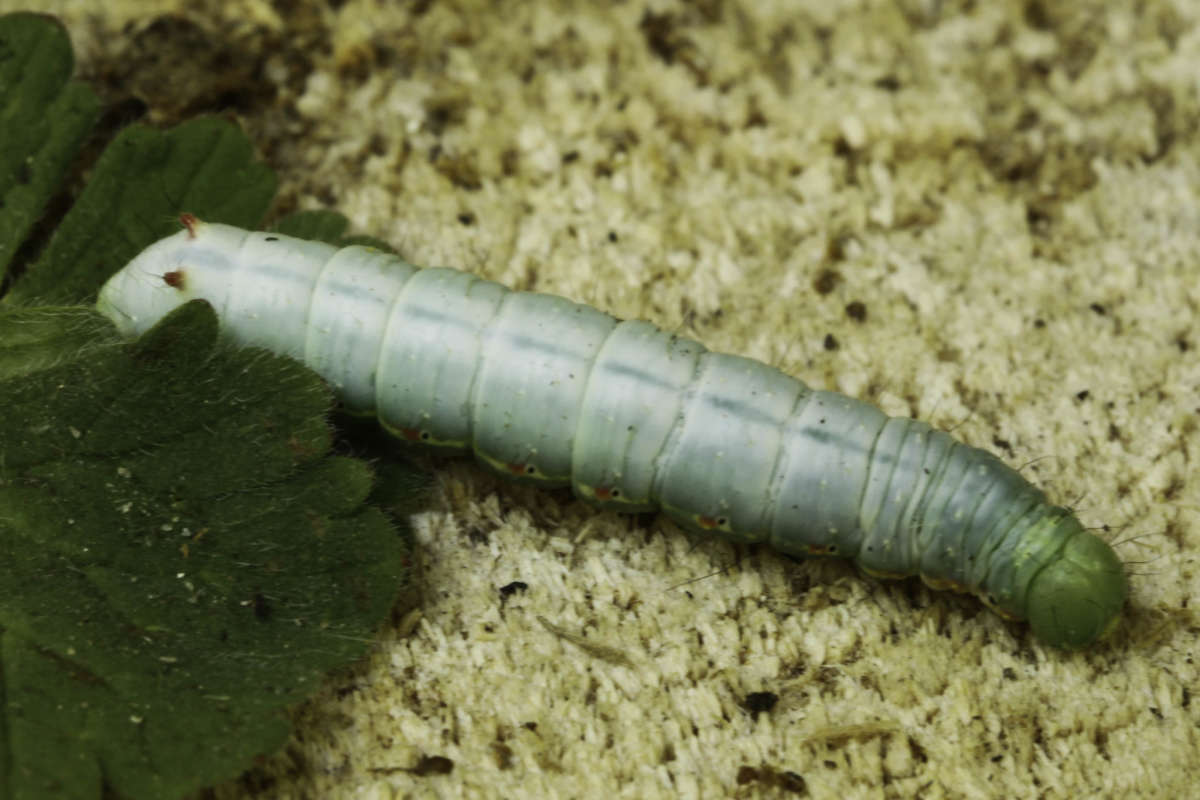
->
[[19, 1, 1198, 797]]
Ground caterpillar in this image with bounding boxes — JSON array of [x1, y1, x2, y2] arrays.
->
[[96, 214, 1127, 649]]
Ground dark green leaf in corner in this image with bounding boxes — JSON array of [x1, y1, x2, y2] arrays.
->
[[0, 13, 101, 280], [0, 301, 419, 800]]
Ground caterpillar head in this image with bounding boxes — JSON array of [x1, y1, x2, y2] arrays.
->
[[97, 215, 244, 337], [1025, 526, 1127, 649]]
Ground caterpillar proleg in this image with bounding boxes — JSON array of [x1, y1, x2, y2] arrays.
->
[[96, 215, 1127, 649]]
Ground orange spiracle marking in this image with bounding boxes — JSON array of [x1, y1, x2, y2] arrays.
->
[[923, 576, 970, 594], [163, 270, 185, 289], [398, 427, 424, 443]]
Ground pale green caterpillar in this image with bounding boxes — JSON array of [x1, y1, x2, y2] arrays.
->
[[96, 214, 1127, 649]]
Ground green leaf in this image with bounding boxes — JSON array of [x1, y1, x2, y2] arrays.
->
[[0, 21, 427, 798], [0, 302, 419, 800], [272, 210, 397, 254], [339, 233, 399, 253], [270, 209, 349, 244], [0, 12, 101, 279], [0, 305, 115, 380], [4, 117, 277, 306]]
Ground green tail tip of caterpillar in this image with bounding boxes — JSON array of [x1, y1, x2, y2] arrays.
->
[[1026, 528, 1127, 649]]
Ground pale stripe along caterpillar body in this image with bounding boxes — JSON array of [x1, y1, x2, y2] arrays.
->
[[96, 215, 1127, 648]]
